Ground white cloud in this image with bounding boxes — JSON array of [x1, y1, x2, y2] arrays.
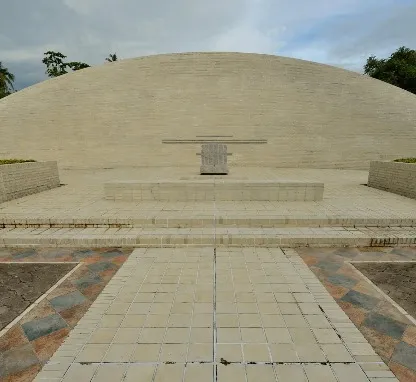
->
[[0, 45, 63, 62], [0, 0, 413, 89], [208, 0, 286, 53], [62, 0, 104, 15], [210, 25, 278, 53]]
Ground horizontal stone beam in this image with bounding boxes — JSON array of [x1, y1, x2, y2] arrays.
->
[[162, 139, 268, 144], [196, 135, 234, 138], [196, 153, 233, 156]]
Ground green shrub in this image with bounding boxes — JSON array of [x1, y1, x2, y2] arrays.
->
[[394, 158, 416, 163], [0, 159, 36, 165]]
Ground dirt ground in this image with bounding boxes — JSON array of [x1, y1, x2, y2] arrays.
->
[[354, 262, 416, 318], [0, 263, 76, 330]]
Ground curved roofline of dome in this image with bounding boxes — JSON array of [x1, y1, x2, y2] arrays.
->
[[4, 51, 414, 101], [1, 50, 415, 170]]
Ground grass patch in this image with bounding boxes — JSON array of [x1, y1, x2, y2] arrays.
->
[[394, 158, 416, 163], [0, 159, 36, 165]]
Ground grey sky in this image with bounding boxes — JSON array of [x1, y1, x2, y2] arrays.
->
[[0, 0, 415, 90]]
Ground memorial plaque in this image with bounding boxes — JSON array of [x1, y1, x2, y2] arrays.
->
[[200, 143, 228, 175], [162, 135, 267, 176]]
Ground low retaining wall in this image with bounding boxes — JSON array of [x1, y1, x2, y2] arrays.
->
[[0, 161, 60, 203], [368, 161, 416, 199], [104, 180, 324, 201]]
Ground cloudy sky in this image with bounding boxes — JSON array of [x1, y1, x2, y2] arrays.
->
[[1, 0, 415, 90]]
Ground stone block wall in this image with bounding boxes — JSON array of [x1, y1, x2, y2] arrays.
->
[[1, 52, 416, 170], [104, 180, 324, 202], [368, 161, 416, 199], [0, 161, 60, 203]]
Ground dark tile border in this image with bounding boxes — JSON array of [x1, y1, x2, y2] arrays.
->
[[0, 247, 132, 382], [297, 247, 416, 381]]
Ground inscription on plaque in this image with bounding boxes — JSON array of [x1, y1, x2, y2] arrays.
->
[[200, 143, 228, 175], [162, 135, 267, 176]]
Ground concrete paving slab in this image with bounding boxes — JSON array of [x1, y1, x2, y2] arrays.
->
[[33, 247, 399, 381]]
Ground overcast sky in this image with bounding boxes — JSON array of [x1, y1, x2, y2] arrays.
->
[[1, 0, 415, 90]]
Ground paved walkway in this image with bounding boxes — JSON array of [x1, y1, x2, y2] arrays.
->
[[34, 248, 397, 381]]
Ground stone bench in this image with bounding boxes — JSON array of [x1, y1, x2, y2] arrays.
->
[[104, 180, 324, 201]]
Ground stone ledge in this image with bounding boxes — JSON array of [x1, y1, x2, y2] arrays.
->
[[0, 217, 415, 229], [104, 180, 324, 201], [0, 227, 415, 248]]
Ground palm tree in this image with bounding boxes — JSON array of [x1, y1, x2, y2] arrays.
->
[[0, 62, 15, 98], [105, 53, 118, 63]]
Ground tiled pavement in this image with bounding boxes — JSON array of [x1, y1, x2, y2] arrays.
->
[[297, 247, 416, 382], [32, 247, 398, 382], [0, 247, 132, 382]]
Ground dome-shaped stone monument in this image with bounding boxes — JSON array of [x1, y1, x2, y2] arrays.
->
[[0, 52, 415, 170]]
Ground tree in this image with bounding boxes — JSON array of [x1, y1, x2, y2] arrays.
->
[[42, 51, 69, 77], [0, 62, 15, 99], [364, 46, 416, 95], [105, 53, 118, 63], [67, 62, 91, 71], [42, 51, 90, 77], [42, 51, 120, 78]]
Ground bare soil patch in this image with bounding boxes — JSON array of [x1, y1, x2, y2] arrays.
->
[[0, 263, 76, 330], [354, 262, 416, 318]]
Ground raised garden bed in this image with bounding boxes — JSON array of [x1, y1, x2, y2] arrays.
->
[[368, 160, 416, 200], [0, 160, 60, 203]]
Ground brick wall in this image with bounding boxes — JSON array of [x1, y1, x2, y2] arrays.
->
[[368, 161, 416, 200], [0, 162, 60, 203]]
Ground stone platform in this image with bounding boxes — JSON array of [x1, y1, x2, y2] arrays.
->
[[104, 179, 324, 202], [1, 167, 416, 233], [0, 167, 415, 239]]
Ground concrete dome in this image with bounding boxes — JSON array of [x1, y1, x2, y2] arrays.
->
[[1, 52, 415, 170]]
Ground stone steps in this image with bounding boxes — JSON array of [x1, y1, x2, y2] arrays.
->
[[1, 217, 415, 229], [1, 226, 415, 248]]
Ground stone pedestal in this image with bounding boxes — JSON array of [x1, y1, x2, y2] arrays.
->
[[104, 180, 324, 201], [200, 143, 228, 175]]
